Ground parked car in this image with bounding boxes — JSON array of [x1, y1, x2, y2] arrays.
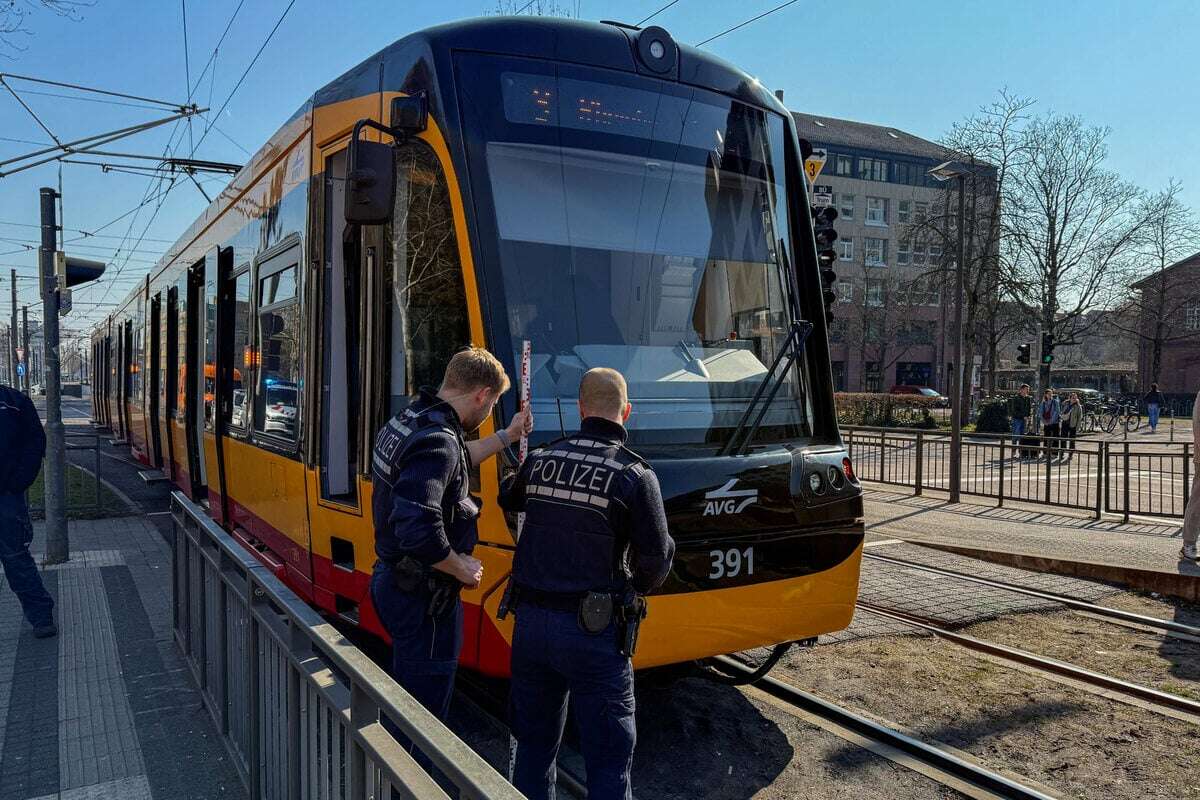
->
[[889, 385, 949, 407]]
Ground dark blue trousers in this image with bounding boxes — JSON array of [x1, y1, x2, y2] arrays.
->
[[0, 496, 54, 629], [369, 565, 463, 750], [510, 605, 635, 800]]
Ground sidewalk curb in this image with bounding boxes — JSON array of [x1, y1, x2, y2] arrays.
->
[[913, 541, 1200, 603]]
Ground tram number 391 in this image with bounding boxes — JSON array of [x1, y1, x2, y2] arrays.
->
[[708, 547, 755, 580]]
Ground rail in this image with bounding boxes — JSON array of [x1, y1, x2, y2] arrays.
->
[[843, 426, 1193, 521], [170, 490, 523, 800]]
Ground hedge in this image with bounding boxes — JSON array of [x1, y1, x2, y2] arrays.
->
[[835, 392, 941, 429]]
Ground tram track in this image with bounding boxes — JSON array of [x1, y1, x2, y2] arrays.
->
[[862, 551, 1200, 642], [712, 656, 1060, 800], [854, 601, 1200, 725]]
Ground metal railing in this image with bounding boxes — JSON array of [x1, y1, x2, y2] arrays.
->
[[170, 491, 523, 800], [844, 426, 1193, 521], [27, 427, 103, 518]]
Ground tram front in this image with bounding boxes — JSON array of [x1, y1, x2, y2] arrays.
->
[[449, 25, 864, 668]]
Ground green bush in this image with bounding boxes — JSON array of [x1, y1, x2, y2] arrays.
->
[[975, 400, 1012, 434]]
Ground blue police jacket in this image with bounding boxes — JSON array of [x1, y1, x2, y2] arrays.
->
[[499, 417, 675, 596], [371, 388, 478, 567], [0, 384, 45, 509]]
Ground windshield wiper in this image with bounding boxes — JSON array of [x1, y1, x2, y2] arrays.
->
[[718, 319, 814, 457]]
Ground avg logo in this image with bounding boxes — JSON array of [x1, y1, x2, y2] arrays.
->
[[702, 479, 758, 516]]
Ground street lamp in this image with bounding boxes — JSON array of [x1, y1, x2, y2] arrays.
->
[[928, 159, 971, 503]]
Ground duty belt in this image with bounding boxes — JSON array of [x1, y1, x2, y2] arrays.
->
[[511, 585, 587, 613]]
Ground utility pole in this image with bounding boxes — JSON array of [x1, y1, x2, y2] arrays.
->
[[21, 306, 29, 394], [9, 268, 16, 387], [40, 187, 68, 565]]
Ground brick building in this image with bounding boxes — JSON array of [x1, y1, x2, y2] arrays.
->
[[1131, 252, 1200, 398], [793, 113, 961, 393]]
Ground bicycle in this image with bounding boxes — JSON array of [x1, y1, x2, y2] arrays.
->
[[1099, 402, 1141, 434]]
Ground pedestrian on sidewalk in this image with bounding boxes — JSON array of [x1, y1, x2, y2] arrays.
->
[[1144, 383, 1165, 434], [1039, 389, 1061, 459], [1060, 392, 1083, 461], [0, 383, 56, 638], [1181, 389, 1199, 562], [1009, 384, 1032, 451]]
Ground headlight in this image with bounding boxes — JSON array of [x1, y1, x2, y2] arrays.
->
[[808, 471, 825, 495]]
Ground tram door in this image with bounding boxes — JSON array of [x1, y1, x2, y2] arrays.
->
[[148, 294, 163, 469], [184, 261, 207, 499], [206, 246, 233, 524], [164, 288, 179, 482]]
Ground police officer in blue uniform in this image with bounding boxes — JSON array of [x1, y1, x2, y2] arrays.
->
[[0, 382, 56, 638], [499, 367, 674, 800], [370, 347, 531, 732]]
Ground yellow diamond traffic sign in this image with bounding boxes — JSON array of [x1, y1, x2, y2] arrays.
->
[[804, 148, 827, 184]]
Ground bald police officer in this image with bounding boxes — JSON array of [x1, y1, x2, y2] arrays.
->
[[500, 368, 674, 800], [370, 347, 531, 735]]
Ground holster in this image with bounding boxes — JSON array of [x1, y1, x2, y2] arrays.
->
[[616, 594, 648, 658], [497, 579, 517, 620], [388, 557, 460, 617], [389, 556, 426, 593], [426, 573, 462, 618]]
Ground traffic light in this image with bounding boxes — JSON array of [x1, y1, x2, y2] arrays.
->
[[1017, 343, 1031, 365], [1041, 332, 1055, 365], [55, 253, 107, 288], [812, 206, 839, 318]]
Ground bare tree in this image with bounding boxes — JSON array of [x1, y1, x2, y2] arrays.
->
[[844, 270, 922, 391], [1002, 113, 1144, 393], [1108, 180, 1200, 385], [1, 0, 91, 57]]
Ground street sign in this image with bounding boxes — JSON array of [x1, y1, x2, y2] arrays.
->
[[812, 185, 833, 207], [15, 347, 24, 363], [59, 288, 72, 316], [804, 148, 827, 184]]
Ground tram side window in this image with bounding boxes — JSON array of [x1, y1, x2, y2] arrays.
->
[[254, 265, 301, 442], [385, 140, 471, 418], [226, 270, 252, 430]]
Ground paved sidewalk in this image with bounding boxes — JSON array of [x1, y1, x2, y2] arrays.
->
[[0, 517, 245, 800], [864, 487, 1200, 600]]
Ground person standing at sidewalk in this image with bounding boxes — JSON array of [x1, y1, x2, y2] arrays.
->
[[1144, 383, 1165, 434], [1181, 389, 1199, 562], [0, 383, 56, 638], [1039, 389, 1061, 458], [1060, 392, 1083, 461], [1009, 384, 1032, 448]]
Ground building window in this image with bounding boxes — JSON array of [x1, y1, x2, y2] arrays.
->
[[830, 318, 847, 343], [912, 241, 927, 265], [1186, 306, 1200, 331], [928, 242, 943, 262], [915, 201, 929, 222], [838, 237, 854, 262], [866, 197, 888, 226], [897, 200, 911, 224], [836, 281, 854, 302], [835, 155, 852, 176], [865, 237, 887, 266], [897, 240, 910, 265], [831, 361, 846, 392], [858, 157, 888, 182], [839, 193, 854, 219], [899, 321, 935, 345], [866, 279, 884, 307]]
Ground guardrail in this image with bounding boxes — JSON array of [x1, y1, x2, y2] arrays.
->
[[27, 427, 103, 518], [844, 426, 1193, 521], [170, 490, 523, 800]]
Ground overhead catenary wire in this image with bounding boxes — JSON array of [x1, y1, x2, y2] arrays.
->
[[637, 0, 682, 27], [696, 0, 802, 46]]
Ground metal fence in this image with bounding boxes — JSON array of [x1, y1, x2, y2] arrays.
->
[[27, 427, 103, 517], [844, 426, 1193, 521], [170, 491, 523, 800]]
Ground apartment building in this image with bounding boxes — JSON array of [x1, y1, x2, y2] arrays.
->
[[793, 113, 955, 393]]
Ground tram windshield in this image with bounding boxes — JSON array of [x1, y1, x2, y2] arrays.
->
[[459, 58, 812, 450]]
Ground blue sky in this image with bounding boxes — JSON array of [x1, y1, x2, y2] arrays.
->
[[1, 0, 1196, 329]]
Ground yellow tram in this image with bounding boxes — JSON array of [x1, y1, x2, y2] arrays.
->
[[90, 17, 864, 677]]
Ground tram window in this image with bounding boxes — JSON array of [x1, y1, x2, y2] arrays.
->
[[225, 270, 252, 430], [384, 140, 470, 417], [255, 265, 302, 443]]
